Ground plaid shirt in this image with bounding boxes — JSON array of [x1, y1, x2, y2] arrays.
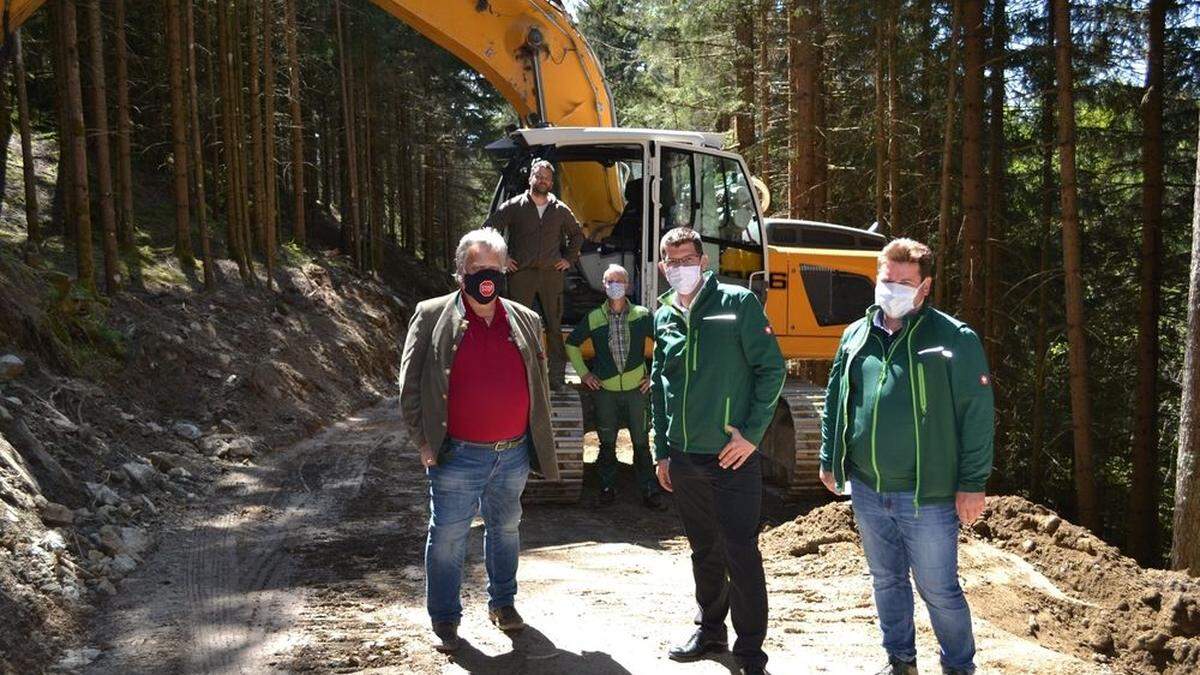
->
[[607, 303, 630, 369]]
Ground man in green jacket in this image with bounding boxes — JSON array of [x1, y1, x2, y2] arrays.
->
[[650, 227, 786, 675], [566, 264, 665, 510], [818, 238, 993, 675]]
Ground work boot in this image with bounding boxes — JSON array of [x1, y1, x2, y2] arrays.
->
[[431, 622, 461, 653], [488, 605, 526, 632], [876, 655, 918, 675], [642, 492, 668, 511], [598, 487, 616, 506]]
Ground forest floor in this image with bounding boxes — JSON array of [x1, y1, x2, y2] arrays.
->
[[64, 400, 1200, 674]]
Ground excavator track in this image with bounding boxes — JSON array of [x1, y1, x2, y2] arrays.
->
[[760, 377, 828, 501], [522, 382, 586, 504]]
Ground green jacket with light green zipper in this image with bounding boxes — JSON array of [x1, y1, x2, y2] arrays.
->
[[650, 272, 787, 460], [818, 303, 994, 505], [564, 302, 654, 392]]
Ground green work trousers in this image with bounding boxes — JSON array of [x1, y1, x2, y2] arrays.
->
[[593, 388, 657, 494]]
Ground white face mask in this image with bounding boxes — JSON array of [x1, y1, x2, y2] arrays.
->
[[604, 282, 627, 300], [664, 265, 703, 296], [875, 281, 919, 320]]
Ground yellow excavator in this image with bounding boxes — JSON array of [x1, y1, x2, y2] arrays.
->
[[0, 0, 883, 501]]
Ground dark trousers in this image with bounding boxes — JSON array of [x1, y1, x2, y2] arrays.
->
[[668, 449, 768, 669], [593, 388, 657, 494]]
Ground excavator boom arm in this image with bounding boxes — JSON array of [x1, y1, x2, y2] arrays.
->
[[0, 1, 613, 129]]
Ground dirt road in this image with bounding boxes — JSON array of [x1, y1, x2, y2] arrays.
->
[[79, 400, 1095, 674]]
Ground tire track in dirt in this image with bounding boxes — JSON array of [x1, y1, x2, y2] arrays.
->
[[83, 401, 402, 674]]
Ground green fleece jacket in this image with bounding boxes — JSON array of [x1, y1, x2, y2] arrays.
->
[[564, 302, 654, 392], [819, 303, 994, 505], [650, 272, 787, 460]]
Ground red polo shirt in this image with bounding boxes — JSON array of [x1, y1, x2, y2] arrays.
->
[[446, 299, 531, 443]]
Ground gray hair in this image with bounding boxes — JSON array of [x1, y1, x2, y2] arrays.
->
[[602, 264, 629, 282], [454, 227, 508, 280], [530, 159, 554, 175]]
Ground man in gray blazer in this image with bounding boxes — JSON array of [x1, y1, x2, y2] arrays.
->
[[399, 227, 559, 653]]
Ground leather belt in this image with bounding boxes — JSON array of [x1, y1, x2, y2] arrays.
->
[[448, 434, 527, 452]]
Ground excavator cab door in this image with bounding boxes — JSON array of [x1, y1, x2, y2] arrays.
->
[[648, 142, 768, 307]]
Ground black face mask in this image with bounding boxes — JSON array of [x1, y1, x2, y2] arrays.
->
[[463, 268, 506, 305]]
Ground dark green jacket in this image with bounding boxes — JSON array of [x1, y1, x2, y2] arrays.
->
[[819, 304, 994, 505], [651, 272, 787, 460], [564, 302, 654, 392]]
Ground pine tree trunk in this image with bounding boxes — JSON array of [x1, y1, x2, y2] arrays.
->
[[284, 0, 305, 244], [1172, 107, 1200, 575], [873, 13, 886, 228], [960, 0, 986, 328], [335, 0, 361, 269], [247, 0, 267, 257], [166, 0, 195, 268], [50, 1, 76, 242], [886, 1, 900, 234], [788, 0, 815, 219], [234, 0, 256, 284], [399, 104, 413, 253], [84, 0, 120, 294], [186, 0, 215, 289], [1030, 30, 1055, 503], [812, 0, 827, 220], [756, 0, 772, 192], [218, 0, 252, 284], [934, 0, 960, 307], [983, 0, 1007, 484], [61, 0, 95, 293], [985, 0, 1007, 359], [733, 11, 755, 154], [1130, 0, 1165, 566], [262, 0, 278, 286], [113, 0, 135, 250], [1052, 0, 1100, 532], [14, 30, 40, 248]]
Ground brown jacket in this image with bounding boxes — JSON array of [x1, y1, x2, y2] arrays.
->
[[398, 291, 559, 479], [483, 191, 583, 268]]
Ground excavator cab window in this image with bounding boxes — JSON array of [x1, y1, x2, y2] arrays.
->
[[658, 147, 765, 296]]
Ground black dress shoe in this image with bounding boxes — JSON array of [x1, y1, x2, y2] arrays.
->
[[642, 492, 668, 511], [431, 622, 461, 653], [668, 630, 728, 662]]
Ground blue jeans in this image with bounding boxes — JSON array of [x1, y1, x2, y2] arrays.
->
[[425, 438, 530, 625], [850, 477, 976, 672]]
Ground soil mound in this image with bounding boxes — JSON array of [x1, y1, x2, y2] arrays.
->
[[763, 495, 1200, 673]]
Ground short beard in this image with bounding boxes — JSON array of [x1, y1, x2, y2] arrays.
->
[[530, 184, 550, 196]]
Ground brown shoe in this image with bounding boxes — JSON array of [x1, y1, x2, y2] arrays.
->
[[488, 605, 526, 632], [432, 622, 461, 653]]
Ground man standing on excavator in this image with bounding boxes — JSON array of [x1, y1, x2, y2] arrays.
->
[[484, 159, 584, 389]]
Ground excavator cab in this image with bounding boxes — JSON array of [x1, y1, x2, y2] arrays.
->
[[486, 128, 768, 327]]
